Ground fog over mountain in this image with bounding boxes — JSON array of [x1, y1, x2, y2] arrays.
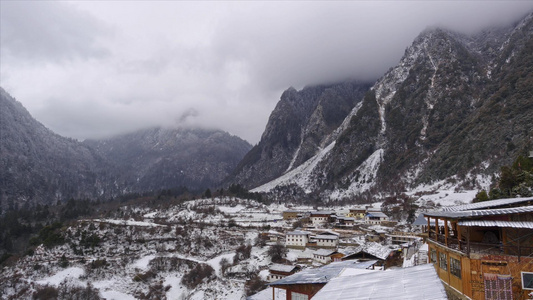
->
[[2, 1, 533, 143]]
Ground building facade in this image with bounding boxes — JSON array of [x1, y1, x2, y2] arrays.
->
[[285, 230, 311, 248], [424, 204, 533, 300]]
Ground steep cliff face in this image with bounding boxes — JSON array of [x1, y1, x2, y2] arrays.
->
[[85, 128, 251, 192], [249, 13, 533, 201], [225, 82, 371, 188], [0, 88, 117, 208]]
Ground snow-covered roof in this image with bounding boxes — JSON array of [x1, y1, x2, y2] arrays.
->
[[442, 197, 533, 212], [312, 264, 447, 300], [268, 230, 284, 236], [349, 206, 366, 211], [458, 220, 533, 229], [317, 230, 340, 236], [283, 210, 301, 213], [315, 235, 339, 240], [424, 205, 533, 219], [348, 242, 394, 260], [269, 264, 298, 273], [366, 211, 388, 218], [286, 230, 311, 236], [314, 249, 337, 257], [412, 214, 447, 226], [311, 211, 336, 216], [270, 260, 377, 286]]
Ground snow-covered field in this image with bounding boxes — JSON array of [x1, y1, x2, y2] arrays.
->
[[0, 191, 477, 299]]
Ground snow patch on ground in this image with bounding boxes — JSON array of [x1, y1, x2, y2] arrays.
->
[[252, 142, 336, 193], [329, 149, 384, 200], [100, 290, 137, 300], [132, 254, 156, 271], [36, 267, 85, 286]]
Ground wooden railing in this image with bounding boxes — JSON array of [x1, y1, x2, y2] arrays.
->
[[428, 233, 533, 260]]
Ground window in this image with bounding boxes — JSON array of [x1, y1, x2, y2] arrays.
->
[[430, 249, 437, 263], [450, 257, 461, 278], [484, 273, 513, 300], [522, 272, 533, 290], [439, 252, 447, 270], [291, 292, 309, 300]]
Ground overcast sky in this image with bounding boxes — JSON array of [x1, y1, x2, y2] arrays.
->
[[1, 1, 532, 144]]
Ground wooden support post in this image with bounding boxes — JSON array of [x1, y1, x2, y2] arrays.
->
[[466, 227, 471, 257], [457, 224, 462, 251], [427, 216, 431, 238], [502, 229, 507, 254], [434, 217, 439, 241], [444, 218, 449, 247]]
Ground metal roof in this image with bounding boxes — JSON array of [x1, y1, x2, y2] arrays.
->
[[367, 211, 388, 218], [269, 260, 377, 286], [442, 197, 533, 212], [412, 213, 429, 226], [345, 242, 394, 260], [458, 220, 533, 229], [424, 205, 533, 219], [312, 264, 447, 300]]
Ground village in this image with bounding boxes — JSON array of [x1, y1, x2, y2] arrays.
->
[[250, 197, 533, 300], [1, 195, 533, 299]]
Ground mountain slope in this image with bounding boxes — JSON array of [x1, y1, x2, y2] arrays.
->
[[247, 12, 533, 201], [0, 88, 117, 208], [1, 88, 252, 207], [85, 128, 252, 192], [225, 81, 371, 188]]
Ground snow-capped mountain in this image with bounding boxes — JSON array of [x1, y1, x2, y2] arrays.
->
[[224, 82, 371, 189], [236, 12, 533, 201], [0, 89, 251, 207], [85, 128, 251, 193]]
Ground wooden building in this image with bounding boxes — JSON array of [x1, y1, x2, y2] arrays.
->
[[282, 210, 301, 220], [424, 202, 533, 300]]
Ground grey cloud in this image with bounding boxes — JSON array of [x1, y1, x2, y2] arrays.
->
[[2, 2, 533, 145], [0, 1, 110, 63], [211, 2, 533, 91]]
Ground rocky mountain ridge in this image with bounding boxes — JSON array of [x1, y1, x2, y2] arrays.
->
[[243, 12, 533, 202], [85, 127, 251, 193]]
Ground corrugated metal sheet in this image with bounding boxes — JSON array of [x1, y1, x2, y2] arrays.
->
[[458, 220, 533, 229], [442, 197, 533, 212], [269, 260, 377, 286], [312, 264, 447, 300], [424, 205, 533, 219]]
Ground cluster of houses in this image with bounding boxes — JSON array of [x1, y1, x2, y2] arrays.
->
[[282, 207, 391, 228], [254, 196, 533, 300], [284, 230, 340, 249], [254, 261, 447, 300]]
